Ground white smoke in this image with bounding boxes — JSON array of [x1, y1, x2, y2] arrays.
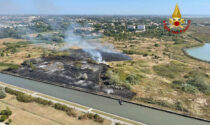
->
[[64, 22, 115, 63]]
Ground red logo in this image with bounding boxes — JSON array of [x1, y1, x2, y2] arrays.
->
[[163, 4, 191, 34]]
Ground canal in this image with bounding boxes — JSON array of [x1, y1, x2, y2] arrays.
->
[[0, 73, 209, 125]]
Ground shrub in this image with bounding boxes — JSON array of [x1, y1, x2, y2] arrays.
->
[[5, 87, 23, 96], [8, 119, 12, 123], [172, 80, 184, 85], [175, 101, 188, 112], [87, 58, 97, 64], [187, 76, 210, 94], [66, 109, 77, 117], [106, 70, 121, 85], [16, 93, 34, 102], [126, 74, 139, 85], [182, 84, 198, 94], [153, 62, 186, 79], [78, 114, 88, 120], [123, 50, 140, 55], [54, 103, 70, 112], [154, 43, 159, 47], [0, 87, 6, 99], [75, 61, 82, 69], [93, 114, 104, 123], [34, 97, 53, 106], [1, 109, 12, 116], [0, 115, 8, 122]]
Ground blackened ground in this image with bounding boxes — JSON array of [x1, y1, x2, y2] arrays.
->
[[6, 49, 135, 99], [68, 49, 131, 62]]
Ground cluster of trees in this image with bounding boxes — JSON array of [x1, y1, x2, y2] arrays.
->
[[30, 18, 52, 32], [5, 87, 104, 124], [0, 28, 21, 39], [0, 87, 6, 99], [172, 71, 210, 94], [105, 70, 140, 90], [78, 113, 104, 123], [36, 33, 64, 43], [54, 103, 77, 117], [0, 107, 12, 123], [2, 41, 29, 54], [5, 87, 52, 105]]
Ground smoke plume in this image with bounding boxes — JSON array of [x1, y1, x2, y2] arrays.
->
[[64, 22, 115, 63]]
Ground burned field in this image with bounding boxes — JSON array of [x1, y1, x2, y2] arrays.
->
[[6, 49, 135, 99]]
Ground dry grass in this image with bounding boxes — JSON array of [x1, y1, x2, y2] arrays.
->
[[104, 34, 210, 120], [0, 94, 111, 125]]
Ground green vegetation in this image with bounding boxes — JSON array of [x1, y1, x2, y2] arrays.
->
[[186, 72, 210, 94], [5, 87, 52, 105], [0, 63, 20, 71], [3, 41, 29, 53], [153, 61, 188, 79], [0, 107, 12, 122], [78, 113, 104, 123], [5, 87, 105, 123], [0, 28, 21, 39], [136, 97, 188, 112], [0, 87, 6, 99]]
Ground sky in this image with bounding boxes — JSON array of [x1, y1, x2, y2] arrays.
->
[[0, 0, 209, 15]]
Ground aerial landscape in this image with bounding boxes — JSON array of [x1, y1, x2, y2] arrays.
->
[[0, 0, 210, 125]]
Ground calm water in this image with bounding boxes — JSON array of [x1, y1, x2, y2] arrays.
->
[[186, 43, 210, 62], [0, 73, 209, 125]]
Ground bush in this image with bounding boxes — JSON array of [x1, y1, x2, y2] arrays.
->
[[186, 75, 210, 94], [172, 80, 184, 85], [5, 87, 23, 96], [66, 109, 77, 117], [0, 115, 8, 122], [153, 62, 186, 79], [34, 97, 53, 106], [175, 101, 188, 112], [93, 114, 104, 123], [78, 114, 88, 120], [1, 109, 12, 116], [16, 93, 34, 102], [0, 87, 6, 99], [78, 113, 104, 123], [54, 103, 70, 112], [123, 50, 140, 55], [8, 119, 12, 123], [126, 74, 139, 85], [106, 70, 121, 85], [182, 84, 198, 94]]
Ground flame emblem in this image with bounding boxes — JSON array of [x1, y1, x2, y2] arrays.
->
[[163, 4, 191, 34], [169, 4, 185, 29]]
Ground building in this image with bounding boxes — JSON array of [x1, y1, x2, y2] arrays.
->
[[137, 25, 146, 31], [127, 25, 136, 30]]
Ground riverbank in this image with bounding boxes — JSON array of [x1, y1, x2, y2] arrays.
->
[[1, 71, 210, 124]]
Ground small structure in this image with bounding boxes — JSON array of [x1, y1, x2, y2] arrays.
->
[[136, 25, 146, 32], [127, 25, 136, 30]]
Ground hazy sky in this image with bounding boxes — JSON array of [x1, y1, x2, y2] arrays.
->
[[0, 0, 209, 15]]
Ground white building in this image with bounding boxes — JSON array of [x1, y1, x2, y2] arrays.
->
[[127, 25, 136, 30], [137, 25, 146, 31]]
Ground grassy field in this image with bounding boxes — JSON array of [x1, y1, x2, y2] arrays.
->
[[0, 25, 210, 121], [104, 26, 210, 120], [0, 94, 111, 125]]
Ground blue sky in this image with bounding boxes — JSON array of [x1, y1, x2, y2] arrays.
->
[[0, 0, 209, 15]]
